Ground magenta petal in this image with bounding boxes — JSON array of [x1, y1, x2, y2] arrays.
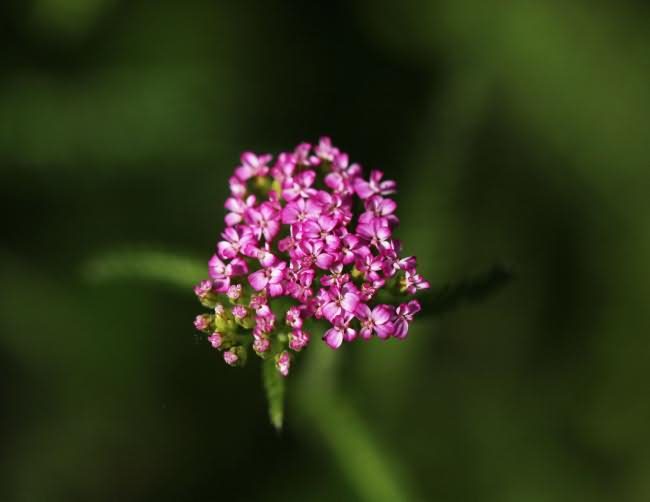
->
[[248, 270, 268, 291], [393, 319, 408, 339], [356, 222, 373, 240], [325, 234, 340, 250], [224, 213, 242, 226], [354, 180, 374, 199], [282, 205, 299, 224], [319, 214, 337, 232], [375, 322, 394, 339], [322, 301, 340, 322], [224, 197, 243, 212], [407, 299, 421, 315], [269, 266, 285, 283], [264, 221, 280, 241], [218, 241, 237, 259], [324, 328, 343, 349], [316, 253, 334, 270], [355, 303, 371, 320], [359, 327, 373, 340], [213, 277, 230, 292], [229, 257, 249, 276], [375, 224, 391, 241], [341, 293, 359, 313], [268, 283, 284, 297], [372, 304, 393, 324], [380, 198, 397, 214], [241, 151, 259, 167], [301, 220, 319, 236], [343, 327, 357, 342]]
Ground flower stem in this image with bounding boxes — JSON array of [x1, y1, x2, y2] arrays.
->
[[295, 341, 418, 502]]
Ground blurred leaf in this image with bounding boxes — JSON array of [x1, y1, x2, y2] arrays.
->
[[30, 0, 116, 39], [262, 357, 285, 431], [420, 263, 514, 316], [82, 248, 204, 289]]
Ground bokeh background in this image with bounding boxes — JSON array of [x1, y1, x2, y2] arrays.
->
[[1, 1, 649, 501]]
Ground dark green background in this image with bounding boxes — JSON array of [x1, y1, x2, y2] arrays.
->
[[1, 1, 649, 501]]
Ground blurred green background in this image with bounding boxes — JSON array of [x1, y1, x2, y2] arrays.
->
[[1, 0, 649, 501]]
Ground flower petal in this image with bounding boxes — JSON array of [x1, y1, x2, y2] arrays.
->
[[248, 270, 268, 291], [324, 328, 343, 349]]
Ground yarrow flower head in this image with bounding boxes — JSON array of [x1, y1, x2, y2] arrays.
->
[[193, 137, 429, 377]]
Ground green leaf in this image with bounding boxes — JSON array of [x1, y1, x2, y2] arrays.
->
[[82, 248, 205, 289], [262, 357, 284, 431]]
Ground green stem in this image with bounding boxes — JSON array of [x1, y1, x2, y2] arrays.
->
[[295, 341, 418, 502]]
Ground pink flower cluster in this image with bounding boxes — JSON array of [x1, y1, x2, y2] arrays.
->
[[193, 137, 429, 376]]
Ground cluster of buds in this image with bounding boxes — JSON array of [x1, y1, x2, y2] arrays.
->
[[193, 137, 429, 376]]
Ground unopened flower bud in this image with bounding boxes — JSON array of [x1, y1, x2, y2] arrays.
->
[[253, 334, 271, 354], [194, 279, 219, 308], [213, 303, 232, 332], [227, 284, 242, 301], [275, 351, 291, 377], [193, 314, 212, 333], [223, 346, 247, 367], [286, 306, 303, 329], [223, 350, 238, 366], [232, 304, 247, 320], [208, 332, 222, 348], [289, 328, 310, 351]]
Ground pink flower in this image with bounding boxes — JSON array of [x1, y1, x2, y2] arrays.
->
[[208, 255, 248, 291], [393, 300, 421, 339], [282, 197, 322, 224], [245, 202, 281, 242], [224, 195, 256, 227], [217, 226, 255, 259], [355, 247, 384, 282], [339, 234, 363, 265], [282, 170, 317, 201], [323, 314, 356, 349], [285, 266, 314, 302], [322, 284, 360, 322], [235, 152, 272, 181], [320, 263, 350, 288], [229, 176, 246, 198], [356, 219, 392, 250], [314, 136, 338, 162], [295, 240, 336, 270], [301, 214, 340, 249], [354, 169, 396, 199], [248, 261, 287, 297], [355, 304, 394, 340], [402, 270, 430, 295], [359, 195, 398, 226], [294, 142, 312, 165]]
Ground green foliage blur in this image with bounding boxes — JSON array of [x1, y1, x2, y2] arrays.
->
[[1, 0, 649, 500]]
